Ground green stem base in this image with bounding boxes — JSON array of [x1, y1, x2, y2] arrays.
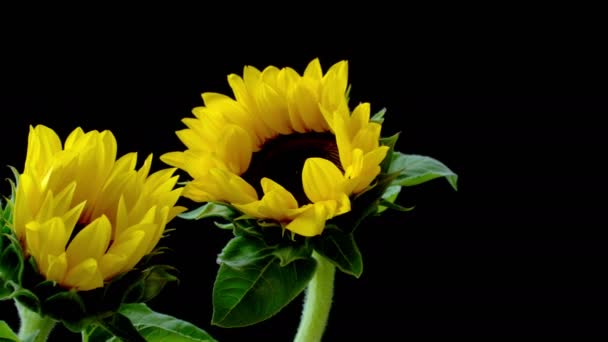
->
[[294, 251, 336, 342], [15, 300, 57, 342]]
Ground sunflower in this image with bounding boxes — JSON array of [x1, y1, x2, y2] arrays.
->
[[12, 125, 185, 291], [161, 58, 388, 237]]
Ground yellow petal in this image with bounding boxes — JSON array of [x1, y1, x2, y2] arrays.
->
[[293, 81, 326, 132], [350, 102, 371, 136], [302, 158, 345, 203], [199, 168, 258, 204], [333, 115, 354, 168], [352, 123, 382, 153], [25, 218, 69, 271], [45, 252, 68, 283], [63, 258, 104, 291], [98, 253, 128, 280], [24, 125, 62, 177], [304, 58, 323, 80], [234, 178, 298, 219], [66, 215, 111, 267], [61, 200, 87, 241], [104, 229, 150, 277], [286, 204, 327, 237], [255, 83, 292, 135], [287, 86, 308, 133], [228, 73, 252, 107], [219, 125, 253, 175], [63, 127, 86, 150], [351, 146, 389, 194], [13, 174, 40, 240]]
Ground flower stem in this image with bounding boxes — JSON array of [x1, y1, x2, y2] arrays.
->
[[294, 251, 336, 342], [15, 300, 57, 342]]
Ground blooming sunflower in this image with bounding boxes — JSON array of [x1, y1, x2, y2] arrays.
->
[[12, 124, 185, 291], [161, 58, 388, 237]]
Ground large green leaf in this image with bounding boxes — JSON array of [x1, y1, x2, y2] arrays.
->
[[389, 152, 458, 190], [86, 303, 217, 342], [212, 256, 316, 327], [0, 320, 18, 342], [313, 227, 363, 278], [124, 304, 217, 342], [95, 312, 147, 342]]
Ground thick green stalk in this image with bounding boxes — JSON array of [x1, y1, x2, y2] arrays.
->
[[294, 251, 336, 342], [15, 300, 56, 342]]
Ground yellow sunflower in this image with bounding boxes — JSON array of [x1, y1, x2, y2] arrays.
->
[[12, 125, 185, 291], [161, 58, 388, 237]]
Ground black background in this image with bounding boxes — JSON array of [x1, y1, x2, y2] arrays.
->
[[1, 8, 606, 340]]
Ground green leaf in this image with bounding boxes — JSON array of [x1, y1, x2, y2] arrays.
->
[[0, 321, 18, 342], [389, 152, 458, 190], [96, 312, 147, 342], [178, 202, 237, 221], [313, 228, 363, 278], [212, 256, 316, 327], [116, 303, 217, 342]]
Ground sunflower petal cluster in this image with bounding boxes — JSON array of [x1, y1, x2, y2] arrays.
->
[[12, 125, 185, 291], [162, 59, 388, 236]]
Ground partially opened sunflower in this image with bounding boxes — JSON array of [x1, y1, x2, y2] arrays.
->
[[161, 58, 387, 237], [14, 125, 185, 291], [0, 124, 186, 340]]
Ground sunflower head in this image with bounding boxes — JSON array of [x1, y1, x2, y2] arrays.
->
[[0, 124, 186, 331], [162, 58, 389, 238]]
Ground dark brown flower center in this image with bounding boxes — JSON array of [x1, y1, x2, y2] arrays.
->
[[242, 132, 340, 205]]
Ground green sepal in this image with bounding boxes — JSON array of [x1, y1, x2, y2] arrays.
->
[[217, 235, 272, 269], [44, 290, 88, 332], [178, 201, 239, 222], [0, 282, 12, 298], [212, 255, 316, 327], [377, 185, 401, 213], [0, 234, 24, 286], [371, 107, 387, 124], [312, 226, 363, 278], [378, 198, 415, 212], [379, 132, 401, 173], [11, 287, 40, 312], [272, 240, 313, 267]]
